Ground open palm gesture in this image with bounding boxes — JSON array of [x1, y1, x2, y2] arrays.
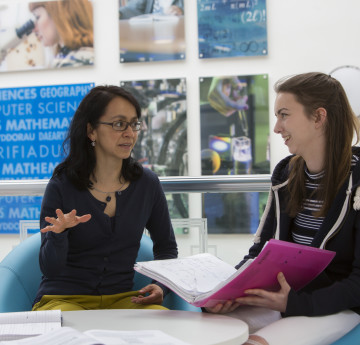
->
[[41, 209, 91, 234]]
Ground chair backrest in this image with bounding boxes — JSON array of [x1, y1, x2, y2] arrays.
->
[[0, 232, 200, 313], [133, 234, 154, 290], [0, 232, 42, 312]]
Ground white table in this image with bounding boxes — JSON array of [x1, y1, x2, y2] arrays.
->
[[62, 309, 249, 345]]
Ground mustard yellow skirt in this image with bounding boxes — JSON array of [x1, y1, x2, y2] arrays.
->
[[32, 291, 168, 311]]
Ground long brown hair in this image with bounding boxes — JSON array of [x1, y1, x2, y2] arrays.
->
[[274, 72, 360, 217], [29, 0, 93, 51]]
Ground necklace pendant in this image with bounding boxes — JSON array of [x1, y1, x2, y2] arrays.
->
[[106, 195, 111, 202]]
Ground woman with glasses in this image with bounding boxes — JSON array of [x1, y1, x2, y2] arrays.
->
[[32, 85, 178, 311]]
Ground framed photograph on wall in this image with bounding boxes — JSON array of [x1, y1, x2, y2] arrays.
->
[[120, 78, 188, 220], [199, 74, 269, 234], [0, 0, 94, 72], [119, 0, 186, 63], [0, 83, 94, 234], [197, 0, 267, 59]]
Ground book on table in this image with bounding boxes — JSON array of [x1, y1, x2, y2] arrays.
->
[[134, 239, 336, 308], [0, 310, 62, 341]]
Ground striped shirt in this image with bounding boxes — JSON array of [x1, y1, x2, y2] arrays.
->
[[292, 155, 359, 246]]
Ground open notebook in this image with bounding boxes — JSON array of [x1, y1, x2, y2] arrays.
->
[[135, 239, 336, 307], [0, 310, 62, 341]]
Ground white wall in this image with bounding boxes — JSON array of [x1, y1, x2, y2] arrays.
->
[[1, 0, 360, 263]]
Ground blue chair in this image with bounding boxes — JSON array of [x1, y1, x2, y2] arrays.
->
[[329, 323, 360, 345], [0, 232, 200, 313], [0, 233, 42, 312]]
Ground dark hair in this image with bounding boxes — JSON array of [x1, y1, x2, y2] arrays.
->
[[53, 85, 143, 189], [274, 72, 360, 216]]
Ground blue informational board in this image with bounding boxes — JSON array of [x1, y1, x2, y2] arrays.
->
[[197, 0, 267, 59], [0, 83, 94, 234]]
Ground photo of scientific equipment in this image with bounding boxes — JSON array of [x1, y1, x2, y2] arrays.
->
[[200, 74, 269, 234], [120, 78, 188, 219], [200, 74, 269, 175]]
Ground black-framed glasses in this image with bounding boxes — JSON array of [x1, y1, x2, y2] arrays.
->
[[98, 120, 142, 131]]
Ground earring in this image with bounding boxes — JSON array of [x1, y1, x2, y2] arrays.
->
[[91, 140, 96, 147]]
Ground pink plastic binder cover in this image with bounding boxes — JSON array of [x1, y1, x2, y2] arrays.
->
[[197, 239, 336, 308]]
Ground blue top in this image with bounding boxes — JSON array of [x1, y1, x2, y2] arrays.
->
[[34, 168, 178, 304]]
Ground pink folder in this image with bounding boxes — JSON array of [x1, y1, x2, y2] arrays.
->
[[197, 239, 336, 307]]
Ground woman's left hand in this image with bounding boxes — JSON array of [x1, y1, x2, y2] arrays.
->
[[131, 284, 164, 305], [235, 272, 291, 313]]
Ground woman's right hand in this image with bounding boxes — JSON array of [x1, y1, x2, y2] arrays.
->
[[205, 300, 240, 314], [41, 209, 91, 233]]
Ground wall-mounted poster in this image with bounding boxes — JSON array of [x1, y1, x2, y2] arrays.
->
[[0, 0, 94, 72], [121, 78, 188, 220], [200, 74, 269, 234], [0, 83, 94, 234], [119, 0, 186, 63], [197, 0, 267, 59]]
